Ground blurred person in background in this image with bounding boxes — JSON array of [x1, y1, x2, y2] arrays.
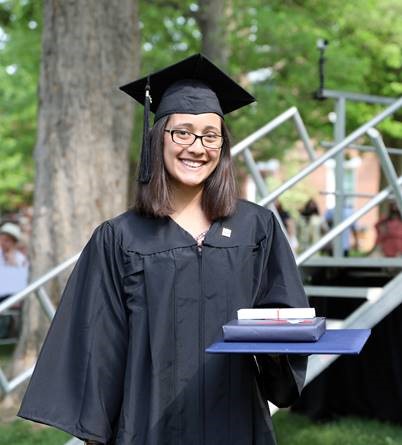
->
[[0, 223, 28, 267], [0, 222, 29, 299], [276, 200, 299, 252], [297, 198, 328, 254], [0, 222, 28, 338], [373, 202, 402, 257], [324, 203, 359, 256]]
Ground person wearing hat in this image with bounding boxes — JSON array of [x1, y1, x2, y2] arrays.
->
[[0, 222, 28, 339], [0, 222, 24, 266], [18, 54, 308, 445], [0, 222, 28, 298]]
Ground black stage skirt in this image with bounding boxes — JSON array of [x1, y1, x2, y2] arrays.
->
[[294, 268, 402, 424]]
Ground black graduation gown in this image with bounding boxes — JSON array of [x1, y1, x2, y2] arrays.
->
[[18, 199, 308, 445]]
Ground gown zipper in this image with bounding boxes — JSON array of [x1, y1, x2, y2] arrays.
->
[[198, 245, 205, 445]]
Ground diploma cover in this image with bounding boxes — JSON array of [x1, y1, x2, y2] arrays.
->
[[206, 329, 371, 355]]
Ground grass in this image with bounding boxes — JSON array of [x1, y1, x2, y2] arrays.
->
[[1, 412, 402, 444], [0, 341, 71, 444], [0, 344, 14, 367], [273, 411, 402, 445], [0, 421, 69, 445], [0, 344, 70, 444]]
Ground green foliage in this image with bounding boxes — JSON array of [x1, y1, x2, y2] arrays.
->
[[138, 0, 401, 163], [0, 0, 41, 212], [1, 0, 401, 210], [273, 411, 402, 445], [225, 0, 402, 157], [131, 0, 201, 159]]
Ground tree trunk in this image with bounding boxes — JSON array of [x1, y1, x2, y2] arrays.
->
[[5, 0, 139, 403], [195, 0, 229, 67]]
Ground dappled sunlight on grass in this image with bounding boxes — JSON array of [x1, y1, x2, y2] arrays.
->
[[1, 394, 402, 444], [273, 411, 402, 445]]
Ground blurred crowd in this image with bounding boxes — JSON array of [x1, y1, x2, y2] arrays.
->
[[277, 198, 402, 258], [0, 207, 32, 338]]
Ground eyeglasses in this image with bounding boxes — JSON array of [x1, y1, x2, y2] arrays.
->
[[164, 129, 223, 150]]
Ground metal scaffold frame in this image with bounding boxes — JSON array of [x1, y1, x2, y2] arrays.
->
[[232, 93, 402, 415]]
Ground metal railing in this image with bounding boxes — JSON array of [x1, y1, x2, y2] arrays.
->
[[230, 106, 317, 240], [232, 95, 402, 416], [305, 271, 402, 386], [296, 164, 402, 266], [258, 97, 402, 208], [231, 106, 316, 160], [0, 254, 79, 394]]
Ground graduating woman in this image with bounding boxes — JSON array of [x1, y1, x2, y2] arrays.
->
[[19, 54, 308, 445]]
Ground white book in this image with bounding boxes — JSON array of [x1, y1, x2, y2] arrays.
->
[[237, 307, 316, 320]]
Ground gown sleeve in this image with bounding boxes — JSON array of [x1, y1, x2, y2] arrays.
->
[[253, 214, 308, 408], [18, 222, 128, 444]]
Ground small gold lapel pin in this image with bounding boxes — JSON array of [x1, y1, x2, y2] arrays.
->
[[222, 227, 232, 238]]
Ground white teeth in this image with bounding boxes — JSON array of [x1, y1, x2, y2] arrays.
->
[[181, 159, 204, 168]]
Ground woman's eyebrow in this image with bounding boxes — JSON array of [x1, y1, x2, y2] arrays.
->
[[172, 122, 220, 132], [171, 122, 194, 128], [203, 125, 220, 132], [171, 123, 220, 132]]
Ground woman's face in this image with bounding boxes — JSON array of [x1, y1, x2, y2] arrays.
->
[[0, 234, 17, 252], [163, 113, 222, 190]]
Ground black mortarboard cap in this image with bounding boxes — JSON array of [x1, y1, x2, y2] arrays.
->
[[119, 53, 255, 183]]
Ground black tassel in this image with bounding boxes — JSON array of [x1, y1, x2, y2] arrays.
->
[[138, 77, 152, 183]]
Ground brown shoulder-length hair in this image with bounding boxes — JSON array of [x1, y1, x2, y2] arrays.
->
[[134, 114, 238, 220]]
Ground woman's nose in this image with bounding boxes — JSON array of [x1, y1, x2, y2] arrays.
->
[[186, 137, 205, 155]]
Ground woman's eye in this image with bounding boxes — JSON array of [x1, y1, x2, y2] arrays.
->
[[175, 130, 191, 138], [204, 133, 218, 141]]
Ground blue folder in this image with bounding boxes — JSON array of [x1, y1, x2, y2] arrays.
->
[[205, 329, 371, 355]]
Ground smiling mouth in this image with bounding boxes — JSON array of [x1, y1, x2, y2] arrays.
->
[[179, 159, 206, 169]]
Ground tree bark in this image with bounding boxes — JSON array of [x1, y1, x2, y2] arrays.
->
[[195, 0, 229, 67], [5, 0, 139, 403]]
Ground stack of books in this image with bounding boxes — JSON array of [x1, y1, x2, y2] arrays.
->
[[222, 308, 326, 342]]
